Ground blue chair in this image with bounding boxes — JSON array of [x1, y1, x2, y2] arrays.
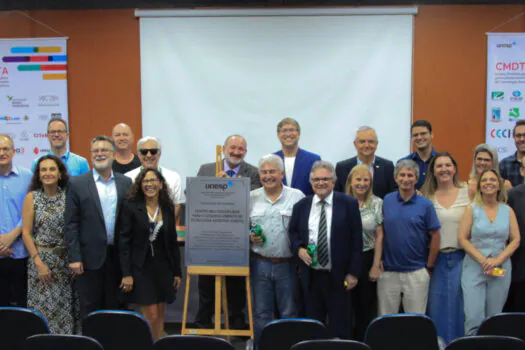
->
[[291, 339, 371, 350], [365, 314, 439, 350], [0, 307, 49, 350], [154, 335, 234, 350], [83, 310, 153, 350], [259, 318, 331, 350], [24, 334, 103, 350], [446, 335, 525, 350], [478, 313, 525, 342]]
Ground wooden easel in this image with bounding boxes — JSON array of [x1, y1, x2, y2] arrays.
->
[[181, 145, 254, 340], [180, 266, 254, 340]]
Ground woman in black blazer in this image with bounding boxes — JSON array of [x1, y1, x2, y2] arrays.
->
[[119, 167, 182, 341]]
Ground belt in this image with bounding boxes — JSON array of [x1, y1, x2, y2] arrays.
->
[[253, 252, 291, 263], [440, 247, 461, 253], [37, 246, 67, 254]]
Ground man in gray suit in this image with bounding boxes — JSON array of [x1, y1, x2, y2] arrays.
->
[[194, 134, 261, 329], [65, 135, 132, 318]]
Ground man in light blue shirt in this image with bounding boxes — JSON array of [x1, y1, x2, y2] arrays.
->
[[0, 134, 32, 307], [31, 118, 89, 176]]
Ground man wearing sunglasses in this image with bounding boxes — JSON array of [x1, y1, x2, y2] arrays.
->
[[31, 118, 90, 176], [124, 136, 185, 220]]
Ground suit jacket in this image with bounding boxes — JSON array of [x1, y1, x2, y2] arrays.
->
[[275, 148, 321, 196], [289, 191, 363, 292], [197, 161, 262, 190], [65, 171, 132, 270], [334, 155, 395, 199], [119, 200, 181, 278], [508, 184, 525, 282]]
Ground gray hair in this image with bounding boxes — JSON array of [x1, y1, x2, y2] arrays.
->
[[309, 160, 337, 182], [258, 154, 284, 172], [90, 135, 116, 151], [470, 143, 500, 178], [395, 159, 420, 180], [137, 136, 162, 151], [223, 134, 247, 148], [355, 126, 377, 140]]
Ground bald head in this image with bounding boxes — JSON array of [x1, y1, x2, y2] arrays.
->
[[112, 123, 134, 152], [0, 134, 15, 171]]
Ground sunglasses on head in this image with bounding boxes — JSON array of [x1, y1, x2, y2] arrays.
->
[[139, 148, 159, 156]]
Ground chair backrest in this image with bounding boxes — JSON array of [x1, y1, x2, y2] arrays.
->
[[291, 339, 371, 350], [446, 335, 525, 350], [154, 335, 234, 350], [364, 314, 438, 350], [478, 313, 525, 341], [259, 318, 331, 350], [83, 310, 154, 350], [24, 334, 103, 350], [0, 307, 49, 350]]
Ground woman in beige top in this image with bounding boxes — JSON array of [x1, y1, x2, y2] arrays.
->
[[421, 152, 469, 344], [467, 144, 512, 200]]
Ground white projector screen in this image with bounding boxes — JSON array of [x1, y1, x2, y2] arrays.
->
[[138, 9, 415, 189]]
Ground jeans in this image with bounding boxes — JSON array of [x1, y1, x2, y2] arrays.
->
[[251, 257, 297, 347], [427, 250, 465, 344]]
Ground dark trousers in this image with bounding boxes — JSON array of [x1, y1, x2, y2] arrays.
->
[[76, 246, 121, 318], [504, 280, 525, 312], [351, 250, 377, 341], [195, 275, 246, 324], [0, 257, 27, 307], [306, 269, 352, 339]]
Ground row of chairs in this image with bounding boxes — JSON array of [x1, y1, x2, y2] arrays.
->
[[2, 307, 525, 350]]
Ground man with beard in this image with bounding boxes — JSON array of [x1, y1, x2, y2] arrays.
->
[[500, 120, 525, 187], [194, 134, 261, 329], [32, 118, 89, 176], [111, 123, 141, 174], [65, 135, 132, 317]]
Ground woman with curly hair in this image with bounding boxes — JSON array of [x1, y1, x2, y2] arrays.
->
[[21, 154, 80, 334], [119, 167, 182, 340]]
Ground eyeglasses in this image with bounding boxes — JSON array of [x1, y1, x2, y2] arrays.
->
[[142, 178, 159, 184], [279, 128, 298, 133], [514, 133, 525, 139], [139, 148, 159, 156], [312, 177, 333, 183], [48, 130, 67, 135], [90, 148, 112, 154]]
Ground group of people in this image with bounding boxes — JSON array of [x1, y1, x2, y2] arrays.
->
[[0, 117, 524, 347]]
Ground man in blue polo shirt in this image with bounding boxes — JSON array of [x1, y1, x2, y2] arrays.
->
[[31, 118, 89, 176], [378, 159, 441, 315], [0, 134, 32, 307], [398, 120, 437, 190]]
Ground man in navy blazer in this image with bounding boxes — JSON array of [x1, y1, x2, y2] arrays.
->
[[289, 160, 363, 338], [334, 126, 395, 199], [274, 118, 321, 196]]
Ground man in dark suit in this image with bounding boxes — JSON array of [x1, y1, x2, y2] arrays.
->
[[334, 126, 395, 198], [505, 154, 525, 312], [194, 134, 261, 329], [289, 160, 363, 338], [274, 117, 321, 196], [65, 135, 132, 318]]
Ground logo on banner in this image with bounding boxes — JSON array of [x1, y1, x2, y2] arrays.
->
[[19, 131, 29, 141], [510, 90, 523, 102], [50, 112, 62, 119], [15, 148, 25, 154], [0, 66, 8, 88], [496, 41, 517, 48], [491, 108, 502, 122], [6, 96, 29, 108], [38, 95, 59, 107], [33, 147, 50, 155], [490, 128, 513, 139], [492, 91, 504, 100], [0, 115, 29, 122], [33, 133, 47, 138], [496, 62, 525, 71], [509, 108, 521, 120]]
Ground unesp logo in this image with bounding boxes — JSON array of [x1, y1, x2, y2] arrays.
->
[[496, 41, 517, 48], [205, 181, 234, 191], [490, 128, 512, 139]]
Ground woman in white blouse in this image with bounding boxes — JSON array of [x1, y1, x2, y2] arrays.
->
[[421, 152, 469, 344], [345, 164, 384, 341]]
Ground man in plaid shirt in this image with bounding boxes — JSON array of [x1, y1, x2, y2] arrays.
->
[[500, 120, 525, 187]]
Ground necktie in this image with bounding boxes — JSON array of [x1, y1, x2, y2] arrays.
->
[[317, 200, 329, 267], [226, 170, 235, 177]]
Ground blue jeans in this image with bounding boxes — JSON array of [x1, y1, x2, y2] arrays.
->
[[251, 256, 297, 347], [427, 250, 465, 344]]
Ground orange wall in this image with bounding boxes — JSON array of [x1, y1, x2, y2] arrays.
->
[[1, 5, 524, 179]]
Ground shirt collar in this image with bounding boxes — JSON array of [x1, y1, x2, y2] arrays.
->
[[313, 191, 334, 206], [396, 190, 418, 204], [410, 148, 436, 163], [223, 160, 240, 173], [92, 168, 115, 182], [263, 185, 285, 203], [510, 152, 521, 163], [1, 164, 19, 177], [50, 150, 70, 161], [357, 156, 376, 166]]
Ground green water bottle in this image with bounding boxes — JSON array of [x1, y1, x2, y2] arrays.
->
[[307, 240, 318, 267], [250, 224, 266, 244]]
